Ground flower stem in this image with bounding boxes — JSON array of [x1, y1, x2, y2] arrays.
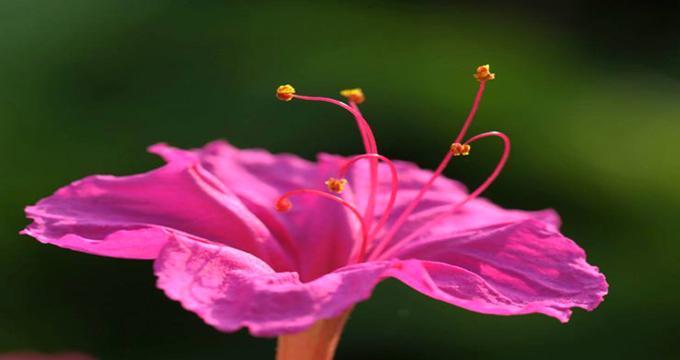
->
[[275, 310, 352, 360]]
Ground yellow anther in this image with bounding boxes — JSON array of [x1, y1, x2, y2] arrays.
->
[[275, 198, 292, 212], [473, 64, 495, 82], [450, 143, 471, 156], [340, 88, 365, 104], [325, 177, 348, 194], [276, 84, 296, 101]]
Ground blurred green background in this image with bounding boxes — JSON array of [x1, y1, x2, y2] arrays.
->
[[1, 0, 678, 359]]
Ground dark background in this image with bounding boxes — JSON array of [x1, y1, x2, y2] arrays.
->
[[1, 1, 679, 359]]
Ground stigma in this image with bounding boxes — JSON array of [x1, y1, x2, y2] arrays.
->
[[276, 84, 296, 101], [275, 198, 292, 212], [325, 177, 348, 194], [474, 65, 495, 82], [450, 142, 471, 156], [340, 88, 365, 104]]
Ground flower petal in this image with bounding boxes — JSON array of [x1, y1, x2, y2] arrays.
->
[[390, 219, 608, 322], [331, 153, 562, 253], [149, 143, 559, 279], [150, 142, 361, 281], [328, 153, 469, 214], [23, 156, 292, 268], [154, 233, 391, 337], [153, 220, 606, 336]]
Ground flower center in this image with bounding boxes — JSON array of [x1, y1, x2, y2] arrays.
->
[[274, 65, 509, 263]]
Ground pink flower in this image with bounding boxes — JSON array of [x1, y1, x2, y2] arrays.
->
[[23, 66, 607, 357]]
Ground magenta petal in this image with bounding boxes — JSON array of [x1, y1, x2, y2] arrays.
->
[[327, 153, 561, 245], [386, 199, 562, 249], [391, 219, 608, 322], [23, 156, 291, 267], [150, 141, 361, 281], [154, 234, 391, 337]]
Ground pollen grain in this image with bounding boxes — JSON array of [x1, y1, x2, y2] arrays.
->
[[275, 198, 293, 212], [340, 88, 365, 104], [325, 177, 349, 194], [473, 65, 495, 82], [276, 84, 296, 101], [450, 143, 471, 156]]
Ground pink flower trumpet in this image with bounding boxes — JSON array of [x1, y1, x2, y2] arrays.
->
[[23, 65, 607, 360]]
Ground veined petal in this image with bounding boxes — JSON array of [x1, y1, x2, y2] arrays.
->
[[153, 219, 606, 338], [154, 234, 391, 337], [334, 154, 562, 252], [23, 156, 292, 269], [150, 141, 361, 281], [333, 154, 469, 212], [390, 219, 608, 322]]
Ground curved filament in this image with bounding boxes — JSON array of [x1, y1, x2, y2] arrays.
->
[[374, 131, 511, 260], [293, 94, 376, 154], [458, 131, 510, 207], [293, 93, 381, 228], [368, 150, 454, 257], [369, 79, 491, 258], [276, 189, 369, 263], [348, 101, 379, 229], [454, 80, 487, 144], [338, 154, 399, 239], [349, 102, 377, 152]]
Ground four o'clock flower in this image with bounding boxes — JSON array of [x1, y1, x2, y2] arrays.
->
[[22, 65, 607, 360]]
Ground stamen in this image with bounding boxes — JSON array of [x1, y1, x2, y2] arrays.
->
[[275, 197, 293, 212], [369, 148, 454, 257], [275, 189, 369, 262], [325, 177, 348, 194], [276, 84, 296, 101], [276, 85, 376, 154], [275, 84, 380, 230], [457, 131, 509, 207], [373, 131, 510, 260], [274, 67, 501, 262], [450, 143, 471, 156], [340, 88, 365, 104], [337, 154, 399, 239], [346, 100, 379, 228], [348, 102, 377, 153], [369, 66, 496, 257], [473, 64, 496, 82], [454, 64, 494, 143]]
